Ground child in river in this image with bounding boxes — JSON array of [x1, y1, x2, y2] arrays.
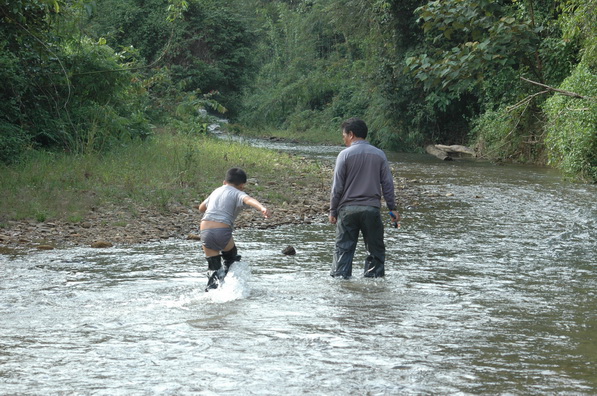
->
[[198, 167, 271, 291]]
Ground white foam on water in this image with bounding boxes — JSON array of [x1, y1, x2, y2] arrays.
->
[[204, 260, 252, 303], [159, 261, 252, 308]]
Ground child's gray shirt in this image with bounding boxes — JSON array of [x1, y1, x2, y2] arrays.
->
[[202, 185, 248, 227]]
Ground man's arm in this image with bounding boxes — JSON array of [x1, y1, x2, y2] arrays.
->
[[380, 160, 396, 211], [329, 155, 346, 219]]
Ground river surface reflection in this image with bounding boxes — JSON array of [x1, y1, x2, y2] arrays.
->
[[1, 143, 596, 395]]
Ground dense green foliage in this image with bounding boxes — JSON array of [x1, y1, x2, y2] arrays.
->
[[544, 56, 596, 181], [1, 0, 151, 162], [543, 0, 596, 181], [239, 0, 424, 148], [1, 0, 595, 181], [88, 0, 256, 118], [237, 0, 595, 181], [0, 0, 255, 163]]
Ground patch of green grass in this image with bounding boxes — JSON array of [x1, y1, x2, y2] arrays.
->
[[67, 214, 84, 223], [227, 124, 340, 146], [35, 211, 48, 223]]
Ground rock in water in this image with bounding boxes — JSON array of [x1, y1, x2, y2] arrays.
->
[[282, 245, 296, 255], [36, 245, 54, 250], [91, 241, 113, 248]]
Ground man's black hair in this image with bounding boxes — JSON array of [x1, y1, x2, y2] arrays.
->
[[225, 167, 247, 185], [341, 117, 368, 139]]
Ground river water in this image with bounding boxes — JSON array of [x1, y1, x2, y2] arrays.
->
[[1, 139, 596, 395]]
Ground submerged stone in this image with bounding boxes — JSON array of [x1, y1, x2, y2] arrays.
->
[[282, 245, 296, 255]]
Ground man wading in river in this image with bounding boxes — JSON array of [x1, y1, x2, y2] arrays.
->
[[329, 118, 399, 278]]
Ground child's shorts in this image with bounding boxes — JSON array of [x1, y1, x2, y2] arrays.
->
[[200, 227, 232, 251]]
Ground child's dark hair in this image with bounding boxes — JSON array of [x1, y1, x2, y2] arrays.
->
[[225, 167, 247, 185], [341, 117, 368, 139]]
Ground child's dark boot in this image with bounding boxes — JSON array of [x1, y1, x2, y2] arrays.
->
[[221, 246, 242, 269], [205, 255, 224, 291]]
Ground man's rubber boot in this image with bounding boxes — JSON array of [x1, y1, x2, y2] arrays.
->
[[205, 255, 224, 291], [364, 254, 385, 278], [221, 246, 242, 269]]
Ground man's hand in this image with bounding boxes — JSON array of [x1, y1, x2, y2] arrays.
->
[[329, 215, 337, 224], [389, 211, 400, 228]]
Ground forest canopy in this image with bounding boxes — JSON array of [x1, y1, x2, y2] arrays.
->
[[1, 0, 595, 181]]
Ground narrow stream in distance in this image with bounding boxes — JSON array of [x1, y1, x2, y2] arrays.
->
[[1, 138, 596, 395]]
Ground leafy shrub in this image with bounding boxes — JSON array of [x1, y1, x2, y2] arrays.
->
[[0, 124, 28, 164], [58, 38, 152, 152], [471, 108, 519, 160], [544, 59, 597, 182], [0, 3, 153, 161], [469, 103, 547, 164], [0, 39, 28, 163], [539, 36, 580, 86], [0, 39, 26, 123]]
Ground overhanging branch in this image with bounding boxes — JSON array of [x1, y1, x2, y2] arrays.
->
[[520, 77, 596, 101]]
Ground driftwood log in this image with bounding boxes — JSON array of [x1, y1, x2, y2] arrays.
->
[[426, 144, 476, 161], [425, 145, 452, 161], [435, 144, 475, 156]]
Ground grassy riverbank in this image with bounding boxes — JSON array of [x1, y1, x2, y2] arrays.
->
[[0, 130, 328, 227], [0, 129, 428, 251], [228, 124, 340, 146]]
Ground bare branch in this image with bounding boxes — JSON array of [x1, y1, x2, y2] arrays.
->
[[520, 77, 596, 101], [507, 89, 549, 112]]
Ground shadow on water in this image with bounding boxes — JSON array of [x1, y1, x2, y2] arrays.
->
[[1, 142, 596, 394]]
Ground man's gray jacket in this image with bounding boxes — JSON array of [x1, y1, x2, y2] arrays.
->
[[330, 140, 396, 218]]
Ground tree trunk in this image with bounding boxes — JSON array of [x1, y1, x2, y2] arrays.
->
[[434, 144, 476, 156], [425, 145, 452, 161]]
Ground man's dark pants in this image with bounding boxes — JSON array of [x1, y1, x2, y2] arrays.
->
[[330, 205, 385, 278]]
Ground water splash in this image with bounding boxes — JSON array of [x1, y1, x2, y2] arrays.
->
[[205, 260, 252, 303]]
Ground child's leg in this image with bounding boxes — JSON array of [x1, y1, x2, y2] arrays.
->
[[221, 238, 241, 267], [202, 245, 220, 256], [202, 242, 223, 291], [222, 238, 235, 252], [201, 229, 234, 291], [204, 255, 224, 291]]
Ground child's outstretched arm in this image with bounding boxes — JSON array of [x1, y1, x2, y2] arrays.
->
[[243, 196, 271, 218]]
